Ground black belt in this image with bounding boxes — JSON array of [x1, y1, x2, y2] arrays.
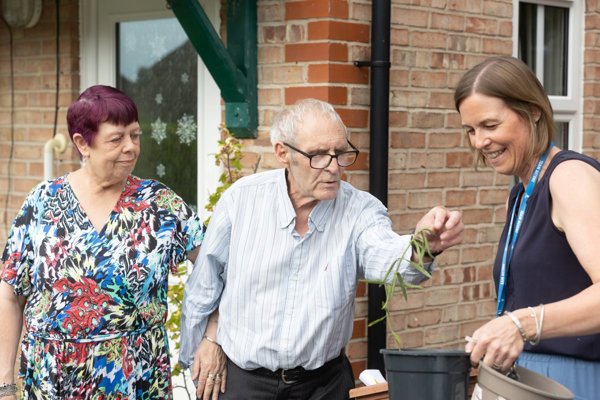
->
[[247, 353, 345, 384]]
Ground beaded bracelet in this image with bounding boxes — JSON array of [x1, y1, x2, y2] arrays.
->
[[504, 311, 528, 343], [0, 383, 17, 398], [203, 335, 220, 346]]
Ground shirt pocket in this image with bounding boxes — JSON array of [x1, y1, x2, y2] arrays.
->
[[313, 260, 356, 311]]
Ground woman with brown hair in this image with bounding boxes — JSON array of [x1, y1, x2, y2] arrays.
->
[[456, 56, 600, 399]]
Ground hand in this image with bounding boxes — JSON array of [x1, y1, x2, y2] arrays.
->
[[465, 315, 524, 372], [191, 337, 227, 400], [415, 206, 463, 255]]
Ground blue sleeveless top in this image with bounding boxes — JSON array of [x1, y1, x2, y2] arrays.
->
[[493, 150, 600, 360]]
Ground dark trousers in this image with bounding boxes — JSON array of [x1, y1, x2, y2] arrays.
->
[[218, 355, 355, 400]]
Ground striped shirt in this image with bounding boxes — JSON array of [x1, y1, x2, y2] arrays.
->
[[179, 168, 432, 370]]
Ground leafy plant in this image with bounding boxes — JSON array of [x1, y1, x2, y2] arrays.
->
[[165, 263, 194, 398], [203, 125, 244, 224], [363, 229, 434, 347]]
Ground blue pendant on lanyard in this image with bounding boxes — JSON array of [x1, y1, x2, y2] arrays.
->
[[495, 143, 554, 316]]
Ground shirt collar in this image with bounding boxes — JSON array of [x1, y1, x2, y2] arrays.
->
[[276, 169, 335, 233]]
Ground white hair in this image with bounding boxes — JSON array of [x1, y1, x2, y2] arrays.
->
[[270, 98, 348, 145]]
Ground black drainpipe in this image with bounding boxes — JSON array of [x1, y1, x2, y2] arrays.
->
[[355, 0, 391, 373]]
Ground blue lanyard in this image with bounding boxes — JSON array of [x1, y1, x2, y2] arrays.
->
[[496, 144, 553, 316]]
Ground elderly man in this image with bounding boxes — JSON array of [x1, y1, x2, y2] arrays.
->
[[180, 98, 464, 400]]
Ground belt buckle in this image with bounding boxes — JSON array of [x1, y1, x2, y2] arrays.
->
[[281, 369, 298, 384]]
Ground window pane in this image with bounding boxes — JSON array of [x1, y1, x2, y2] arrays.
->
[[544, 6, 569, 96], [117, 18, 198, 206], [554, 121, 569, 150], [518, 2, 537, 70]]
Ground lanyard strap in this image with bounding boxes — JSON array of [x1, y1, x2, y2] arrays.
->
[[496, 144, 553, 316]]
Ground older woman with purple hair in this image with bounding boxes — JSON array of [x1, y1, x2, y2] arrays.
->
[[0, 85, 225, 400]]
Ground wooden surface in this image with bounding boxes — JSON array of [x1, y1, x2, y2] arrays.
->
[[349, 382, 389, 400]]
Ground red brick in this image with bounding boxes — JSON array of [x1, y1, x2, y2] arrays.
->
[[262, 25, 287, 44], [351, 318, 366, 339], [336, 107, 369, 129], [443, 305, 476, 326], [286, 0, 349, 19], [356, 281, 366, 297], [258, 2, 285, 22], [284, 86, 347, 105], [446, 189, 477, 207], [350, 359, 366, 380], [308, 63, 369, 84], [410, 112, 445, 129], [446, 151, 473, 168], [407, 152, 445, 169], [258, 88, 283, 106], [285, 42, 348, 62], [425, 324, 459, 345], [392, 8, 429, 28], [308, 21, 370, 42], [466, 17, 499, 35], [462, 245, 495, 263], [482, 38, 512, 55], [391, 131, 426, 148], [406, 309, 442, 328], [431, 12, 466, 31], [258, 45, 284, 64], [427, 171, 460, 187], [346, 341, 367, 359]]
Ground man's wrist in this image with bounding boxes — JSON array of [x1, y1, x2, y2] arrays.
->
[[203, 335, 220, 346]]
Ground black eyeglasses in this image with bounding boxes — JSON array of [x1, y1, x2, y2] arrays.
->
[[283, 141, 359, 169]]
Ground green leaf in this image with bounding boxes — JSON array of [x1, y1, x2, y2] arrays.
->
[[363, 228, 435, 347]]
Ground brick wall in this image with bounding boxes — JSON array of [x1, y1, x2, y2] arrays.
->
[[0, 0, 80, 242], [378, 0, 515, 356]]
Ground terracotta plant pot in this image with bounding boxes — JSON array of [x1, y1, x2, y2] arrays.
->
[[381, 348, 471, 400], [475, 363, 574, 400]]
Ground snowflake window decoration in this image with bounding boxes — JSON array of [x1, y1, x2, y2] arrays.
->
[[150, 35, 167, 59], [175, 114, 197, 145], [156, 163, 166, 178], [155, 93, 163, 105], [181, 72, 189, 84], [151, 117, 167, 144]]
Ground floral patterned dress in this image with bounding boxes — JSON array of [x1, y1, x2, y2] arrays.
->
[[0, 175, 204, 400]]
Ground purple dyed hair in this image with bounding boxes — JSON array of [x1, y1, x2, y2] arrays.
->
[[67, 85, 139, 152]]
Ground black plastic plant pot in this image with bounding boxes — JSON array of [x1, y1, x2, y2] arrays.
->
[[381, 348, 471, 400]]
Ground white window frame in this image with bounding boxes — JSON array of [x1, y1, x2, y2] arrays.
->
[[513, 0, 584, 152], [79, 0, 221, 217]]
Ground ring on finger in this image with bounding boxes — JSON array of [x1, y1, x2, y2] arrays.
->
[[492, 363, 502, 370]]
